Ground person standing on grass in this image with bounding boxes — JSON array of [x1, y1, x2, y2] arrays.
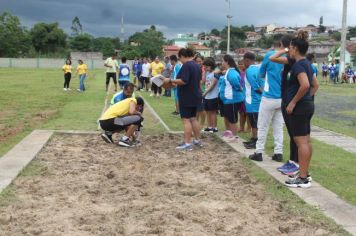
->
[[321, 62, 328, 84], [100, 97, 144, 147], [118, 57, 131, 89], [242, 52, 264, 149], [237, 62, 251, 133], [150, 57, 164, 97], [139, 58, 151, 91], [76, 59, 88, 92], [219, 55, 245, 141], [201, 57, 219, 133], [163, 56, 172, 97], [194, 55, 207, 129], [329, 62, 336, 84], [104, 54, 119, 92], [137, 58, 143, 89], [62, 59, 72, 91], [249, 40, 284, 162], [165, 48, 203, 150], [132, 58, 139, 86], [169, 55, 182, 115]]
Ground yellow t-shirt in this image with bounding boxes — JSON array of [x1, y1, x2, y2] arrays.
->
[[62, 65, 72, 73], [150, 62, 164, 76], [100, 98, 137, 120], [77, 64, 88, 75]]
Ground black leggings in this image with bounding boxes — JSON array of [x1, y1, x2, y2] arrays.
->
[[282, 104, 298, 163], [151, 83, 162, 95], [64, 73, 71, 88]]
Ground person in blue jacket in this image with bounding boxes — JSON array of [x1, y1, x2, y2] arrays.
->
[[219, 54, 245, 140], [242, 52, 264, 149], [110, 83, 135, 105]]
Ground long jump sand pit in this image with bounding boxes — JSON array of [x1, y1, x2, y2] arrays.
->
[[0, 133, 338, 235]]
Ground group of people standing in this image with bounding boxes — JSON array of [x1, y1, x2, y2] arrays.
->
[[62, 59, 88, 92], [164, 31, 318, 188], [321, 60, 356, 84]]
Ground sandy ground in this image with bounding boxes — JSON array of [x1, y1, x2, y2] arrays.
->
[[0, 134, 335, 235]]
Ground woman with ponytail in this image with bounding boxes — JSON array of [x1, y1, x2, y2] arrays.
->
[[271, 31, 318, 188], [218, 55, 245, 141]]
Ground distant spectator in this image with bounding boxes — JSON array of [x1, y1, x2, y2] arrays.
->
[[335, 60, 340, 83], [150, 57, 164, 97], [169, 55, 182, 115], [329, 62, 336, 84], [118, 57, 131, 89], [346, 66, 354, 84], [341, 72, 348, 84], [76, 59, 88, 92], [139, 58, 151, 91], [104, 54, 119, 92], [321, 62, 328, 84], [163, 56, 172, 97], [62, 59, 72, 91]]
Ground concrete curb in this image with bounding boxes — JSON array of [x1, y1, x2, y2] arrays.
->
[[219, 136, 356, 236], [0, 130, 53, 193]]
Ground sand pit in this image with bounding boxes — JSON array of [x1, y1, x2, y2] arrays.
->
[[0, 134, 335, 235]]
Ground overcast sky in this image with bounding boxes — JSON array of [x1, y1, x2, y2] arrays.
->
[[1, 0, 355, 39]]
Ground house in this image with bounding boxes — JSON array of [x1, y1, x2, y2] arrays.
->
[[173, 34, 199, 48], [309, 40, 338, 61], [245, 31, 261, 44], [162, 45, 181, 58], [188, 43, 211, 57], [255, 24, 277, 35], [272, 27, 296, 35]]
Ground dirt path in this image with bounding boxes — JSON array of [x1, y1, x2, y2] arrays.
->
[[0, 134, 336, 235]]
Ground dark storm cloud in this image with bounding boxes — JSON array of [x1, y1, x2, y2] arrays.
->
[[1, 0, 355, 38]]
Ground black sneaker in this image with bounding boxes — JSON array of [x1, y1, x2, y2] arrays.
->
[[288, 172, 312, 182], [243, 138, 257, 145], [249, 153, 263, 162], [202, 127, 212, 132], [118, 138, 133, 147], [285, 176, 311, 188], [101, 133, 113, 144], [211, 128, 219, 133], [272, 154, 283, 162], [244, 141, 256, 149]]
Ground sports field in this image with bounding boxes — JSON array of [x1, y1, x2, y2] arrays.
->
[[0, 68, 354, 235]]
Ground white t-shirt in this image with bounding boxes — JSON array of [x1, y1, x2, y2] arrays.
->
[[141, 63, 151, 77], [105, 57, 119, 73]]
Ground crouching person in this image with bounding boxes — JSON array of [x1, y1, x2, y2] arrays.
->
[[99, 97, 144, 147]]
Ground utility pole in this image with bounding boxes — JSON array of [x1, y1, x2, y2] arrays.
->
[[339, 0, 348, 79], [226, 0, 232, 54]]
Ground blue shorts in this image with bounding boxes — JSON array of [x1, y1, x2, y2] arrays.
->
[[173, 88, 179, 102], [119, 80, 129, 88]]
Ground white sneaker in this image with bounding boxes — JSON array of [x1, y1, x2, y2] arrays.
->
[[77, 89, 81, 92], [63, 88, 67, 91], [150, 93, 154, 97], [67, 88, 71, 91]]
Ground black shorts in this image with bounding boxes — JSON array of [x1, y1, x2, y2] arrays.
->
[[180, 106, 198, 119], [219, 99, 225, 117], [204, 98, 219, 111], [247, 112, 259, 129], [222, 102, 242, 124], [99, 116, 143, 132], [322, 71, 328, 77], [197, 99, 205, 112], [288, 113, 313, 137], [140, 76, 150, 84], [106, 73, 117, 85]]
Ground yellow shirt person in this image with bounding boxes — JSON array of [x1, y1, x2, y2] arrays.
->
[[62, 59, 72, 91], [150, 61, 164, 76], [100, 98, 137, 120], [76, 60, 88, 92], [62, 64, 72, 74], [77, 63, 88, 75]]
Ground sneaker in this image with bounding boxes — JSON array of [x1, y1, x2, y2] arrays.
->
[[150, 93, 154, 97], [272, 153, 283, 162], [288, 172, 312, 182], [244, 141, 256, 149], [67, 88, 71, 91], [132, 140, 142, 146], [281, 163, 300, 175], [211, 128, 219, 133], [202, 127, 212, 132], [101, 133, 113, 144], [277, 161, 293, 172], [118, 138, 133, 147], [285, 176, 311, 188], [249, 152, 263, 162], [176, 143, 193, 151], [221, 130, 233, 138], [171, 111, 179, 115], [63, 88, 67, 91], [77, 89, 82, 92], [193, 140, 203, 148], [243, 138, 257, 145]]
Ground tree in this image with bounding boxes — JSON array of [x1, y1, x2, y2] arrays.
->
[[92, 37, 115, 56], [71, 16, 82, 36], [30, 22, 67, 54], [210, 28, 220, 36], [69, 33, 93, 51], [128, 25, 165, 58], [256, 35, 274, 49], [120, 44, 141, 59], [0, 12, 31, 57], [329, 31, 341, 41], [347, 26, 356, 39]]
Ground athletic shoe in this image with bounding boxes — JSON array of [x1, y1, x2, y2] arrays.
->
[[243, 138, 257, 145], [288, 172, 312, 182], [244, 141, 256, 149], [193, 140, 203, 148], [67, 88, 71, 91], [77, 89, 82, 92], [281, 164, 300, 175], [272, 153, 283, 162], [249, 152, 263, 162], [118, 138, 133, 147], [277, 161, 293, 172], [176, 143, 193, 151], [285, 176, 311, 188], [150, 93, 154, 97], [202, 127, 212, 132], [211, 128, 219, 133], [101, 133, 113, 144], [132, 140, 142, 147], [171, 111, 179, 115], [63, 88, 67, 91]]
